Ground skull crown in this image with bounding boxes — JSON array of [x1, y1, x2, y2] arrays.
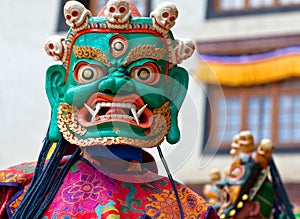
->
[[44, 0, 195, 68]]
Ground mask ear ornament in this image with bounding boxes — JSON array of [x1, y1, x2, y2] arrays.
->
[[171, 39, 195, 66], [165, 66, 189, 144], [110, 36, 128, 57], [45, 65, 68, 141]]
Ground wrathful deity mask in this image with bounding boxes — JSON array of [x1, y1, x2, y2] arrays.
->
[[216, 132, 275, 219], [216, 153, 263, 219], [44, 0, 195, 149]]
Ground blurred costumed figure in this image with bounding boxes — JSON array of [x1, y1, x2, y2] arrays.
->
[[205, 130, 295, 219]]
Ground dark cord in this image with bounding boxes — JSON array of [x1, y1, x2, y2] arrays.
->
[[157, 146, 184, 219], [13, 137, 75, 219], [33, 147, 81, 218], [29, 127, 52, 184]]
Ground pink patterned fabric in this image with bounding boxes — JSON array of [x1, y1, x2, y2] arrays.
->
[[0, 158, 219, 218], [42, 158, 216, 218]]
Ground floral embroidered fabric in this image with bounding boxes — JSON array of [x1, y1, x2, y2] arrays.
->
[[0, 158, 219, 219]]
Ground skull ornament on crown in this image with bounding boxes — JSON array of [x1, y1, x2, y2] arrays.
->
[[150, 2, 178, 36], [238, 130, 255, 154], [256, 138, 274, 167], [104, 0, 132, 29], [64, 1, 91, 32]]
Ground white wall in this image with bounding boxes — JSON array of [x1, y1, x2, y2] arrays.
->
[[0, 0, 59, 168]]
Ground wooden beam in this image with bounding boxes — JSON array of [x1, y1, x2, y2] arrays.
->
[[196, 34, 300, 55]]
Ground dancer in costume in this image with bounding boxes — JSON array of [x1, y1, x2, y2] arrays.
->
[[211, 131, 294, 219], [0, 1, 219, 218], [216, 135, 275, 219]]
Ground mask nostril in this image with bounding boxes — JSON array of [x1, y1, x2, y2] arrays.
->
[[103, 89, 113, 94]]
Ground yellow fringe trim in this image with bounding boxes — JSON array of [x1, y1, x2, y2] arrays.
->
[[195, 54, 300, 87], [46, 143, 57, 159]]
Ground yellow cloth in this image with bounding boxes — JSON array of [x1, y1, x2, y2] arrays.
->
[[195, 54, 300, 87]]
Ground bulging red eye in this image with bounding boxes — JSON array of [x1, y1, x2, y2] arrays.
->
[[74, 62, 104, 83], [130, 62, 160, 85]]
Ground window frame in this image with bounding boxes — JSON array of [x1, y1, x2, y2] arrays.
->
[[206, 0, 300, 19], [203, 79, 300, 153]]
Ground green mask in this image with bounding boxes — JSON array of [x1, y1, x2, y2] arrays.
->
[[44, 0, 195, 149]]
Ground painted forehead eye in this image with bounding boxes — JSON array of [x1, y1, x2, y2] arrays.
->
[[110, 36, 128, 57]]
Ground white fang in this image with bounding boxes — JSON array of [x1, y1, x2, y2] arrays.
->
[[137, 104, 147, 118], [92, 102, 102, 121], [84, 103, 95, 115], [131, 104, 139, 125]]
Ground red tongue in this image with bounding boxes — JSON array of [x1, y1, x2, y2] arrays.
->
[[106, 107, 127, 115]]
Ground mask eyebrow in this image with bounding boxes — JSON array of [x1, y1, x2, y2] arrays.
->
[[73, 46, 111, 67], [124, 45, 166, 66]]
